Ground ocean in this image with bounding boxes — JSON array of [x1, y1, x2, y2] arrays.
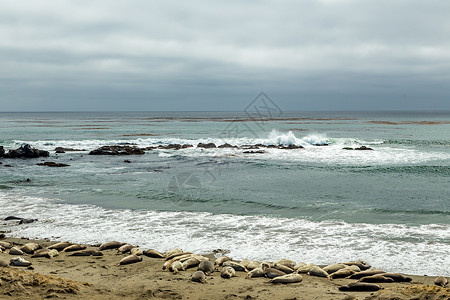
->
[[1, 110, 449, 276]]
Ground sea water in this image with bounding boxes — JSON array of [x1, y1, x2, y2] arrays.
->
[[0, 111, 449, 276]]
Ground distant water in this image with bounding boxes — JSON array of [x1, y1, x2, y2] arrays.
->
[[1, 111, 449, 276]]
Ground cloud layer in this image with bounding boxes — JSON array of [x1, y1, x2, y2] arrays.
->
[[1, 0, 449, 111]]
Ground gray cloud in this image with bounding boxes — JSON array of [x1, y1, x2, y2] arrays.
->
[[1, 0, 449, 111]]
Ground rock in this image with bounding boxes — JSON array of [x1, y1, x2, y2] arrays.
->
[[89, 146, 145, 155], [197, 143, 216, 148], [278, 144, 304, 149], [355, 146, 373, 150], [36, 162, 70, 167], [218, 143, 238, 148], [4, 216, 37, 224], [0, 233, 5, 239], [3, 144, 49, 158], [54, 147, 85, 153], [0, 146, 4, 157], [243, 150, 265, 154]]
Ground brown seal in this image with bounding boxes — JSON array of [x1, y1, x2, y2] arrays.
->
[[198, 260, 214, 275], [339, 282, 381, 292], [191, 271, 206, 283], [434, 276, 448, 287], [99, 241, 125, 251], [269, 273, 303, 284], [119, 254, 142, 265]]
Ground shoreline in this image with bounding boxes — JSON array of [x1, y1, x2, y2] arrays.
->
[[1, 235, 449, 300]]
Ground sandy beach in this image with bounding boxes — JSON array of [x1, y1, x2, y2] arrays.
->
[[1, 235, 449, 300]]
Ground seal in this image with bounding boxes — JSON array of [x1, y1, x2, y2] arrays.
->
[[214, 256, 231, 267], [10, 256, 32, 267], [273, 263, 294, 274], [247, 267, 265, 278], [170, 261, 183, 274], [20, 242, 41, 254], [339, 282, 381, 292], [164, 248, 183, 258], [222, 261, 248, 272], [380, 273, 412, 282], [264, 267, 287, 279], [434, 276, 448, 287], [191, 271, 206, 283], [342, 261, 370, 271], [245, 261, 260, 271], [269, 273, 303, 284], [62, 244, 87, 252], [275, 259, 297, 269], [48, 242, 73, 251], [323, 263, 347, 274], [143, 249, 165, 258], [308, 266, 330, 279], [119, 254, 142, 265], [70, 249, 103, 256], [130, 248, 143, 256], [99, 241, 126, 251], [181, 256, 201, 270], [0, 241, 13, 249], [31, 249, 59, 259], [221, 266, 236, 278], [348, 269, 386, 279], [330, 268, 355, 279], [9, 247, 25, 256], [359, 275, 394, 283], [117, 244, 135, 254], [165, 251, 192, 261], [198, 260, 214, 275], [296, 263, 315, 274]]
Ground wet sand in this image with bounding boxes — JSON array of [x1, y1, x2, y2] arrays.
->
[[1, 236, 449, 300]]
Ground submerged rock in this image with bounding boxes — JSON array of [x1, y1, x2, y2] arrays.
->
[[0, 146, 4, 157], [2, 144, 49, 158], [36, 162, 70, 167], [54, 147, 85, 153], [89, 146, 145, 155], [197, 143, 216, 148]]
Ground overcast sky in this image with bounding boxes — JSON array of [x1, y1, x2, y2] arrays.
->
[[1, 0, 449, 111]]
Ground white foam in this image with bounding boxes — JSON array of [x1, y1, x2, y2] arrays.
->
[[1, 191, 449, 276]]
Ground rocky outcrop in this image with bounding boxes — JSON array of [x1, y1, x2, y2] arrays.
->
[[157, 144, 193, 150], [54, 147, 85, 153], [197, 143, 216, 148], [2, 144, 49, 158], [36, 162, 70, 167], [218, 143, 238, 148], [89, 146, 145, 155], [343, 146, 374, 151], [0, 146, 4, 157]]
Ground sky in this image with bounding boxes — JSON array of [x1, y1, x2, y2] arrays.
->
[[1, 0, 449, 111]]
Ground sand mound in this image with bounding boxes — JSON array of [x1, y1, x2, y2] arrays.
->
[[365, 285, 450, 300], [0, 266, 89, 298]]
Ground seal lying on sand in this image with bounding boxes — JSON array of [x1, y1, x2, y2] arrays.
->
[[62, 244, 86, 252], [99, 241, 125, 251], [330, 268, 355, 279], [221, 266, 236, 278], [70, 249, 103, 256], [380, 273, 412, 282], [247, 267, 265, 278], [143, 249, 165, 258], [198, 260, 214, 275], [222, 261, 248, 272], [31, 249, 59, 258], [48, 242, 73, 251], [0, 260, 8, 267], [117, 244, 135, 254], [339, 282, 381, 292], [308, 266, 330, 279], [20, 243, 41, 254], [269, 273, 303, 284], [9, 247, 25, 255], [435, 276, 448, 287], [119, 254, 142, 265], [10, 256, 32, 267], [191, 271, 207, 283], [0, 241, 13, 249], [348, 269, 386, 279], [359, 275, 394, 283], [214, 256, 231, 267]]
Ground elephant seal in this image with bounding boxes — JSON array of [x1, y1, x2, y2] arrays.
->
[[246, 261, 260, 271], [117, 244, 135, 254], [10, 256, 32, 267], [9, 247, 25, 255], [170, 261, 183, 274], [264, 267, 287, 279], [273, 263, 294, 274], [48, 241, 73, 251], [247, 267, 265, 278], [345, 265, 361, 272], [181, 256, 201, 270], [342, 261, 370, 271], [198, 260, 214, 275], [359, 275, 394, 283], [323, 263, 347, 274], [296, 263, 315, 274], [380, 273, 412, 282], [0, 260, 8, 267], [32, 249, 59, 258], [214, 256, 231, 267], [330, 268, 355, 279], [240, 259, 251, 268], [434, 276, 448, 287], [165, 248, 183, 258], [143, 249, 165, 258], [99, 241, 125, 251], [130, 247, 143, 256], [20, 242, 41, 254], [191, 271, 206, 283], [165, 251, 192, 261], [339, 282, 381, 292], [70, 249, 103, 256], [275, 259, 296, 269], [62, 244, 86, 252], [308, 266, 330, 279], [221, 266, 236, 278], [269, 273, 303, 284], [222, 261, 248, 272], [119, 254, 142, 265], [348, 269, 386, 279], [0, 241, 13, 249]]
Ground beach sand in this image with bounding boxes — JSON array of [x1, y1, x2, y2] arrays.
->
[[0, 236, 449, 300]]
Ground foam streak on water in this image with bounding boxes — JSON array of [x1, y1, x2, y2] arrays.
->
[[1, 191, 449, 276]]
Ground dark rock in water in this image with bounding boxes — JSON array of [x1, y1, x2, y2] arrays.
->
[[0, 146, 4, 157], [4, 165, 13, 167], [218, 143, 238, 148], [242, 145, 260, 149], [0, 233, 5, 239], [36, 161, 70, 167], [124, 160, 131, 163], [343, 147, 354, 150], [278, 144, 304, 149], [313, 143, 329, 146], [243, 150, 266, 154], [355, 146, 373, 150], [54, 147, 85, 153], [157, 144, 192, 150], [89, 145, 145, 155], [3, 144, 49, 158], [197, 143, 216, 148], [4, 216, 38, 224]]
